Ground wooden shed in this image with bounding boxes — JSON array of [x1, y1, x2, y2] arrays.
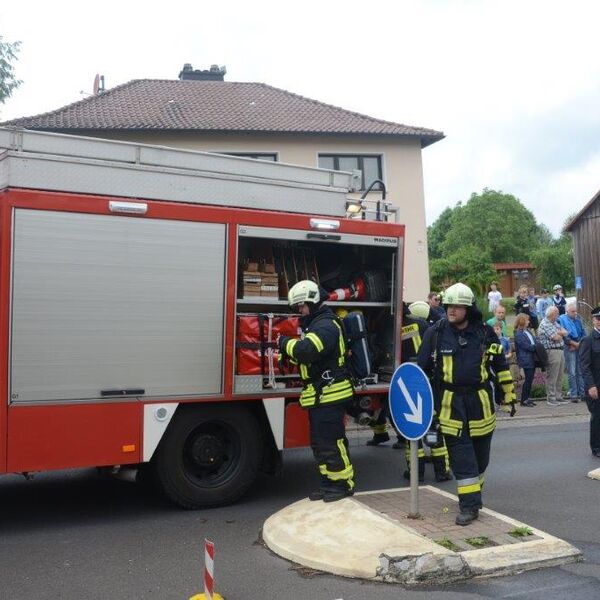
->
[[566, 188, 600, 314], [493, 262, 538, 298]]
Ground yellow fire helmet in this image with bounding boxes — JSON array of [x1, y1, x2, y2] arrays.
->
[[408, 301, 431, 320], [335, 308, 349, 319], [443, 282, 475, 307]]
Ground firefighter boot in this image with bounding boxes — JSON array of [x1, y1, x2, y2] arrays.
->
[[404, 444, 425, 482], [366, 432, 390, 446], [392, 437, 404, 450], [403, 469, 425, 483], [322, 481, 354, 503], [308, 475, 329, 501], [433, 459, 453, 482], [456, 509, 479, 526]]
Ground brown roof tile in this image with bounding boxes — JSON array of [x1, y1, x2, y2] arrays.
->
[[1, 80, 444, 147]]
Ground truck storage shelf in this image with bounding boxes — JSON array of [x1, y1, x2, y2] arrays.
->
[[237, 297, 391, 307], [233, 383, 390, 397]]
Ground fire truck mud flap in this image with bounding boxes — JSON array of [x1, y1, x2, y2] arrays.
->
[[152, 403, 263, 509]]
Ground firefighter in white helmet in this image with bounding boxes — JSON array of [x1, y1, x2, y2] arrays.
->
[[367, 302, 451, 483], [417, 282, 516, 525], [279, 280, 355, 502], [408, 300, 431, 321], [401, 301, 452, 483]]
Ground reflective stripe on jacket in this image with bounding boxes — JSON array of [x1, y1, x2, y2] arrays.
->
[[282, 305, 353, 409], [417, 320, 515, 437]]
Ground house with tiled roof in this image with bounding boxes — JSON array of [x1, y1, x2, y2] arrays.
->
[[3, 64, 444, 299]]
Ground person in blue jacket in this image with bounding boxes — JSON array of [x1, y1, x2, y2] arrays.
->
[[558, 301, 586, 401], [514, 313, 537, 407]]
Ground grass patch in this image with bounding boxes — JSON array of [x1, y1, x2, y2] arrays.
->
[[509, 526, 534, 538], [435, 537, 461, 552], [465, 536, 495, 548]]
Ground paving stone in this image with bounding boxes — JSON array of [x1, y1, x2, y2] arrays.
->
[[357, 487, 527, 551], [490, 533, 520, 546], [445, 538, 474, 552]]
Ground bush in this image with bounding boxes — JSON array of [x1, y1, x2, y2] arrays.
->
[[530, 384, 547, 399], [501, 297, 516, 315], [530, 371, 547, 398], [526, 373, 568, 399]]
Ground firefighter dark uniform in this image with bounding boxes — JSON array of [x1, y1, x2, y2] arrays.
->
[[279, 281, 355, 502], [367, 302, 430, 446], [400, 309, 451, 483], [417, 283, 516, 525], [579, 306, 600, 457]]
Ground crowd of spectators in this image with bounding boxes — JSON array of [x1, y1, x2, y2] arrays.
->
[[424, 283, 600, 460], [429, 282, 586, 408]]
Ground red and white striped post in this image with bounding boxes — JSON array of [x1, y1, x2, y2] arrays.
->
[[204, 539, 215, 598], [189, 539, 224, 600]]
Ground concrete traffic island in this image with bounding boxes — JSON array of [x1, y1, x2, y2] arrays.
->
[[263, 486, 582, 585], [587, 467, 600, 480]]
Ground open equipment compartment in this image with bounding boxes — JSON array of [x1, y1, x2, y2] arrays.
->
[[234, 224, 400, 394]]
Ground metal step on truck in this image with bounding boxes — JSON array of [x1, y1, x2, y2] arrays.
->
[[0, 128, 405, 508]]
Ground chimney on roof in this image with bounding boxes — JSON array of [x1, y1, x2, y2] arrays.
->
[[178, 63, 226, 81]]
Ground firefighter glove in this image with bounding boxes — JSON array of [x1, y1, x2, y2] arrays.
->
[[500, 399, 517, 417], [278, 335, 290, 355], [277, 352, 288, 374]]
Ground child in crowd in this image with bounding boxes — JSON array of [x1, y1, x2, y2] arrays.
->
[[536, 288, 552, 322], [515, 285, 539, 330], [493, 322, 512, 360]]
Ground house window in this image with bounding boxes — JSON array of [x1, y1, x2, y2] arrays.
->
[[222, 152, 277, 162], [318, 154, 383, 190]]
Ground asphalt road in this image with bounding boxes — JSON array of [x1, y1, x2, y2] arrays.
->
[[2, 417, 600, 600]]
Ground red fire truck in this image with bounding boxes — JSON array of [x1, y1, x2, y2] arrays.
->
[[0, 128, 405, 508]]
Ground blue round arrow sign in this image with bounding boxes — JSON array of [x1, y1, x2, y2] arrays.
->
[[389, 362, 434, 441]]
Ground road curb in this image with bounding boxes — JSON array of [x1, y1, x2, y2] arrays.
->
[[587, 467, 600, 480], [263, 486, 582, 585]]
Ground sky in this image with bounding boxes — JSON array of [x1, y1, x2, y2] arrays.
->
[[1, 0, 599, 236]]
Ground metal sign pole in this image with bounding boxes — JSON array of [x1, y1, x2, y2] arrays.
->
[[388, 363, 433, 522], [409, 440, 419, 518]]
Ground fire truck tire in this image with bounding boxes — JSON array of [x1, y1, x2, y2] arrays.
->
[[153, 404, 263, 509]]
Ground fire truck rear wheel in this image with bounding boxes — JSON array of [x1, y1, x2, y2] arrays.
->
[[153, 404, 263, 509]]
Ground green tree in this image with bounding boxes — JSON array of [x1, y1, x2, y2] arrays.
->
[[530, 231, 574, 292], [429, 257, 451, 289], [441, 189, 541, 263], [535, 223, 554, 247], [445, 245, 496, 296], [427, 206, 455, 260], [429, 245, 496, 295], [0, 37, 22, 105]]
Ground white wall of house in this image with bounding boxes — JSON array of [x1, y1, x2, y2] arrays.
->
[[94, 131, 431, 301]]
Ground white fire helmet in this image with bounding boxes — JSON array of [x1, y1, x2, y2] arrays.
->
[[408, 301, 431, 320], [443, 283, 475, 307], [288, 280, 321, 306]]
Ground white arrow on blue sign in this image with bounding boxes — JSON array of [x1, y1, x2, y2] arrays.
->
[[389, 362, 434, 441]]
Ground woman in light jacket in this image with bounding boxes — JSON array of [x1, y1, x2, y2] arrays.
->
[[514, 313, 537, 407]]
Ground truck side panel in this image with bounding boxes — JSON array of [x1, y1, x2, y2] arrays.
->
[[7, 402, 142, 472], [0, 200, 9, 472]]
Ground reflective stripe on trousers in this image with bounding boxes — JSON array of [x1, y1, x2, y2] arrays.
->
[[309, 403, 354, 490]]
